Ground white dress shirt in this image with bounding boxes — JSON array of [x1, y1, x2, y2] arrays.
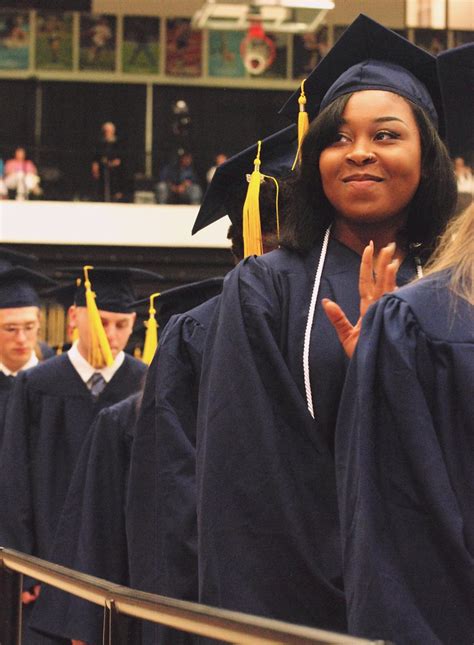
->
[[0, 351, 39, 376], [67, 340, 125, 384]]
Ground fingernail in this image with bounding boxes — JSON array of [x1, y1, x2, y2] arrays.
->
[[386, 242, 396, 252]]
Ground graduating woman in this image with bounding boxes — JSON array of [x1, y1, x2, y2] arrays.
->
[[334, 202, 473, 644], [195, 15, 457, 633]]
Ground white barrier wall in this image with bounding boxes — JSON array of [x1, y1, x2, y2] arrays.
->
[[0, 201, 230, 249]]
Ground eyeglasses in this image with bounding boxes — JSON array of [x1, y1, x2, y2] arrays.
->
[[0, 322, 39, 335]]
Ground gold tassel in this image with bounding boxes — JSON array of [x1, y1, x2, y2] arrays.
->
[[242, 140, 263, 257], [291, 79, 309, 171], [83, 266, 114, 369], [142, 292, 160, 365]]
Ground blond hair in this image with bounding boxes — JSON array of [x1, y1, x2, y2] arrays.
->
[[423, 202, 474, 305]]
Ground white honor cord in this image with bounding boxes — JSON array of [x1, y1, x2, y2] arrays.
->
[[415, 256, 424, 279], [303, 226, 331, 420]]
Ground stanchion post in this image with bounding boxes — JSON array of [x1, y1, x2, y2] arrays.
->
[[102, 599, 135, 645]]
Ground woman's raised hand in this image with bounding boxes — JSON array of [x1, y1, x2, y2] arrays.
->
[[322, 241, 399, 358]]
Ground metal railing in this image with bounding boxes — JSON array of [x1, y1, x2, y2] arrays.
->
[[0, 548, 391, 645]]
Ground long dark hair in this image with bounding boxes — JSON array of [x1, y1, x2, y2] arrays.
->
[[280, 93, 458, 255]]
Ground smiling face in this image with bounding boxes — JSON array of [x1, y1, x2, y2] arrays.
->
[[319, 90, 422, 229]]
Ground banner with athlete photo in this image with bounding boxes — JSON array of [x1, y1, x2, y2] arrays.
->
[[166, 18, 202, 77], [209, 30, 246, 78], [79, 13, 116, 71], [0, 11, 30, 70], [36, 11, 73, 71], [122, 16, 160, 74]]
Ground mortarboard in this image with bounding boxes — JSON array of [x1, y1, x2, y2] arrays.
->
[[132, 277, 224, 364], [54, 267, 164, 314], [157, 277, 224, 323], [437, 43, 474, 159], [51, 266, 163, 368], [0, 267, 55, 309], [132, 277, 224, 325], [279, 14, 444, 135], [43, 282, 78, 310], [192, 125, 297, 236]]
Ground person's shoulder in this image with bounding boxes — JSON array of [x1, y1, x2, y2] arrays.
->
[[38, 341, 55, 360], [184, 294, 220, 327], [383, 272, 473, 344], [95, 391, 140, 426], [121, 353, 147, 375], [237, 246, 310, 277], [22, 353, 71, 388], [158, 296, 220, 349]]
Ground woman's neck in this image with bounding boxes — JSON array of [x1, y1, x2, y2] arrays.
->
[[332, 217, 408, 261]]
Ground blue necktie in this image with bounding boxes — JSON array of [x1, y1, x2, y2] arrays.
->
[[87, 372, 106, 399]]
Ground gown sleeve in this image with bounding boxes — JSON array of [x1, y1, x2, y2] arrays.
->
[[196, 257, 346, 630], [335, 293, 474, 645]]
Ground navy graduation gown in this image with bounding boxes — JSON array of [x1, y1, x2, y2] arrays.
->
[[127, 296, 219, 644], [0, 354, 145, 645], [38, 341, 55, 360], [30, 393, 141, 645], [0, 353, 52, 447], [0, 353, 146, 562], [335, 272, 474, 645], [196, 239, 416, 631], [0, 372, 14, 446]]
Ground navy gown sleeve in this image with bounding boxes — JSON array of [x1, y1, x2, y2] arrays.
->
[[335, 285, 474, 645], [196, 257, 346, 631], [29, 394, 140, 645]]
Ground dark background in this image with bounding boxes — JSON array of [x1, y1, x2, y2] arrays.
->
[[0, 1, 91, 8], [0, 79, 290, 201]]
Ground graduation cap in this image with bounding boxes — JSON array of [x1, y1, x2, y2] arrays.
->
[[132, 277, 224, 365], [437, 43, 474, 159], [52, 266, 163, 369], [0, 246, 38, 272], [43, 282, 78, 310], [54, 266, 164, 314], [0, 267, 55, 309], [192, 125, 297, 245], [279, 14, 444, 136]]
